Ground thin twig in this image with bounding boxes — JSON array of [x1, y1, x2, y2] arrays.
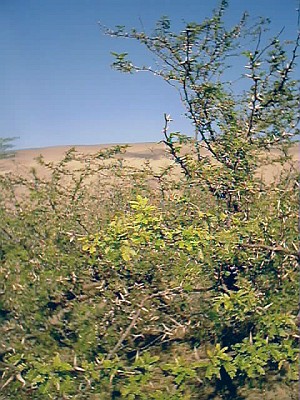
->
[[106, 287, 182, 360]]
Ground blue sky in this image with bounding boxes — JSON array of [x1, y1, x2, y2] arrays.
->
[[1, 0, 299, 149]]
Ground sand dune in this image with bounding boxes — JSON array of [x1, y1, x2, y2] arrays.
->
[[0, 143, 171, 175], [0, 142, 298, 180]]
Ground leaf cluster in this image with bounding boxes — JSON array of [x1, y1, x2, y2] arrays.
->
[[0, 2, 299, 398]]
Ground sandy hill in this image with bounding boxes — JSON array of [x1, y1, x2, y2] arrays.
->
[[0, 142, 298, 181]]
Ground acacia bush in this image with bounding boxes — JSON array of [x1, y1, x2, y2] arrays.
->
[[0, 1, 299, 399], [0, 147, 298, 399]]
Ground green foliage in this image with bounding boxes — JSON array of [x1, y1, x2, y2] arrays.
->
[[0, 1, 299, 399], [105, 0, 299, 213]]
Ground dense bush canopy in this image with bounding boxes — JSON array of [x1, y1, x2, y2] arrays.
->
[[0, 2, 299, 399]]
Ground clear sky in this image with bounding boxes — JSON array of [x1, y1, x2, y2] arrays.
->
[[1, 0, 299, 149]]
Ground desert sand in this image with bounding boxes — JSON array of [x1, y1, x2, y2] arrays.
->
[[0, 142, 298, 181], [0, 143, 170, 175]]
